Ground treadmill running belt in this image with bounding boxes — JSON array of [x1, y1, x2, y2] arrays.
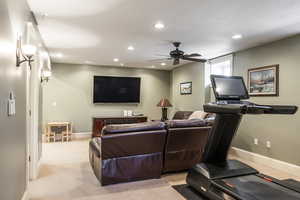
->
[[217, 175, 300, 200]]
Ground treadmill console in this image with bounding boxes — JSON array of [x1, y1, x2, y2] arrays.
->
[[211, 75, 249, 101], [209, 75, 298, 115]]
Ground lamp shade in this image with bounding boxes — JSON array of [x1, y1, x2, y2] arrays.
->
[[157, 98, 172, 107]]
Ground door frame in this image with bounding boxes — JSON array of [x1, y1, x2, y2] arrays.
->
[[25, 22, 41, 183]]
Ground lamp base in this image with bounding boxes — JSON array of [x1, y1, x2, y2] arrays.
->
[[161, 107, 168, 121]]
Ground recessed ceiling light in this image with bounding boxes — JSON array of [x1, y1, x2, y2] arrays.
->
[[113, 58, 119, 62], [160, 62, 166, 66], [154, 22, 165, 29], [127, 45, 134, 51], [232, 34, 242, 39]]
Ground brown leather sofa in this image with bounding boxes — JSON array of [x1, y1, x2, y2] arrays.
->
[[89, 122, 167, 186], [89, 111, 213, 185]]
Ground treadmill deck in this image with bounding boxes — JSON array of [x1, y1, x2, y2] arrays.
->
[[214, 175, 300, 200]]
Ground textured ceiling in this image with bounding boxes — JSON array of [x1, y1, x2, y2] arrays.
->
[[28, 0, 300, 70]]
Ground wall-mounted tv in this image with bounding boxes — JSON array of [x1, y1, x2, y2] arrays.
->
[[93, 76, 141, 103]]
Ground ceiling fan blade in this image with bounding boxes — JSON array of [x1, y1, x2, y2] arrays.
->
[[173, 58, 180, 65], [184, 53, 202, 57], [182, 57, 207, 63]]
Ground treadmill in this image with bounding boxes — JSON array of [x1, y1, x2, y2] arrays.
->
[[186, 75, 300, 200]]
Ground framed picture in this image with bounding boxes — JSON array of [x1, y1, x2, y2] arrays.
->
[[248, 65, 279, 96], [180, 82, 192, 95]]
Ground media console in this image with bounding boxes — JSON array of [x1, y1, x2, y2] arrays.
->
[[92, 116, 148, 137]]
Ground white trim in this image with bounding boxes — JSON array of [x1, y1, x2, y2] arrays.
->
[[72, 132, 92, 140], [231, 147, 300, 177], [21, 190, 28, 200]]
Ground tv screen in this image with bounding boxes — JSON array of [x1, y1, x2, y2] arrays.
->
[[93, 76, 141, 103]]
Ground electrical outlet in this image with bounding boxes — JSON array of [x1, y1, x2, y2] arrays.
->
[[266, 141, 271, 148], [254, 138, 258, 145]]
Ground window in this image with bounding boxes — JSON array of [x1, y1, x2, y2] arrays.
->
[[204, 54, 233, 102], [205, 54, 233, 86]]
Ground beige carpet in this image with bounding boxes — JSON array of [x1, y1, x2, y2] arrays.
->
[[28, 139, 185, 200], [28, 139, 300, 200]]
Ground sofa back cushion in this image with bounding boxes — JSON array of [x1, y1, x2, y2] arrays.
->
[[166, 119, 208, 128], [172, 111, 193, 120], [102, 121, 165, 135]]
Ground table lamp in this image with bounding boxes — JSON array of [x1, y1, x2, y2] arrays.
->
[[157, 98, 172, 121]]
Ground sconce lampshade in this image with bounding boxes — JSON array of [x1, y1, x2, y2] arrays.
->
[[157, 98, 172, 108]]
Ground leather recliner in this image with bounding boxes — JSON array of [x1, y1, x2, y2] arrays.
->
[[89, 122, 167, 186], [163, 119, 211, 172]]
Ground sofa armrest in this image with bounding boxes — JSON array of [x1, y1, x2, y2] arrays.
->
[[89, 138, 101, 158], [101, 130, 167, 159]]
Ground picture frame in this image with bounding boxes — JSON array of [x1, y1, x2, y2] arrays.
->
[[248, 65, 279, 96], [180, 82, 192, 95]]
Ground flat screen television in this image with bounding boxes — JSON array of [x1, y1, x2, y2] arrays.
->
[[93, 76, 141, 103]]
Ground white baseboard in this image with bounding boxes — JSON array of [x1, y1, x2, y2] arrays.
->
[[21, 190, 28, 200], [231, 147, 300, 178], [72, 132, 92, 140]]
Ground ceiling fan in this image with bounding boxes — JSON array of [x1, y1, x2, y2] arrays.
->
[[152, 42, 207, 65]]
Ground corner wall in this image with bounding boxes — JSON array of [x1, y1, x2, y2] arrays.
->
[[170, 62, 206, 114], [43, 63, 171, 132], [232, 34, 300, 166]]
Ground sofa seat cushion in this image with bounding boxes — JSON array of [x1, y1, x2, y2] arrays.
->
[[166, 119, 208, 128], [102, 121, 165, 135]]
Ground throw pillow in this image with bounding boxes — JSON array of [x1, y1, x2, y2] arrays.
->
[[188, 110, 208, 120]]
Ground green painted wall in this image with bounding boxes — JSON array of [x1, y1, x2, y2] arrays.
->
[[171, 62, 205, 115], [0, 0, 45, 199], [232, 34, 300, 166], [43, 63, 171, 132]]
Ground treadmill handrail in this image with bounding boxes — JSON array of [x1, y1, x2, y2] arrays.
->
[[204, 103, 298, 115]]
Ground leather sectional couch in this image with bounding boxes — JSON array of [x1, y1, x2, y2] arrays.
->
[[89, 111, 213, 185]]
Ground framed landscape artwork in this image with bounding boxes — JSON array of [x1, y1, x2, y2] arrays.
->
[[180, 82, 192, 95], [248, 65, 279, 96]]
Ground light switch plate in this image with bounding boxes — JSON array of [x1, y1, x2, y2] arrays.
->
[[8, 92, 16, 116]]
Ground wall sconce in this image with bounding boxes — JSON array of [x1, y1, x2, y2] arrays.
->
[[41, 70, 52, 83], [16, 36, 37, 69]]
